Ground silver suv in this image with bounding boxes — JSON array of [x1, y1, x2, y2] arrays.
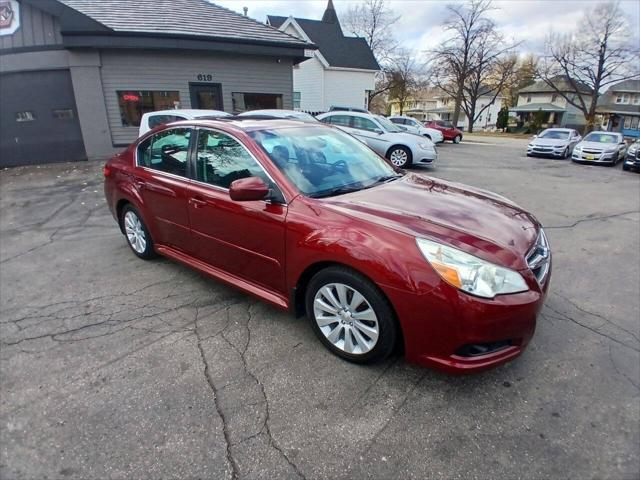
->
[[316, 111, 437, 168]]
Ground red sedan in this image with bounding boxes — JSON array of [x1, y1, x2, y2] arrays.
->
[[104, 118, 551, 374], [425, 120, 464, 144]]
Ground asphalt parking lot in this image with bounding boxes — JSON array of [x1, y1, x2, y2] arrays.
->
[[1, 136, 639, 480]]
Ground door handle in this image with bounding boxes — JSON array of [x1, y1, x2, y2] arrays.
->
[[189, 197, 208, 208], [134, 179, 146, 189]]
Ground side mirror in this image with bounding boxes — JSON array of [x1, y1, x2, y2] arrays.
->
[[229, 176, 269, 202], [374, 129, 384, 135]]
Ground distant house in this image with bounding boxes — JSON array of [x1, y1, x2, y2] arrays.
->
[[424, 88, 505, 130], [389, 89, 439, 120], [267, 0, 380, 113], [510, 76, 591, 130], [597, 79, 640, 139]]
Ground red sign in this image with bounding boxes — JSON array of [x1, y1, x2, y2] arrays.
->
[[0, 1, 14, 29], [122, 94, 140, 102]]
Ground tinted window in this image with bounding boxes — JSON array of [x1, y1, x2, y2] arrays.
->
[[326, 115, 352, 127], [195, 130, 267, 189], [148, 114, 186, 129], [232, 92, 283, 113], [137, 128, 191, 177], [539, 130, 570, 139], [583, 133, 619, 143], [352, 116, 379, 132], [390, 118, 404, 125]]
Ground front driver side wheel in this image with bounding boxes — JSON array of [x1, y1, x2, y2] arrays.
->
[[305, 266, 397, 364], [387, 146, 412, 168]]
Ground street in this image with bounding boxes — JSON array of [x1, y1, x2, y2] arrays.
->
[[1, 136, 639, 479]]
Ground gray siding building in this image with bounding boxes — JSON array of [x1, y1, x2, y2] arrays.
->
[[0, 0, 312, 166]]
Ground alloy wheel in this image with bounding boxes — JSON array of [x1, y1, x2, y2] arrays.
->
[[313, 283, 379, 355], [389, 149, 408, 167], [124, 210, 147, 254]]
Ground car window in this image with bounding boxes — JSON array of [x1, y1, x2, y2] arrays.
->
[[148, 114, 186, 129], [325, 115, 352, 127], [137, 128, 191, 177], [583, 133, 619, 143], [352, 116, 379, 132], [539, 130, 570, 139], [390, 118, 403, 125], [374, 115, 402, 133], [195, 129, 268, 189]]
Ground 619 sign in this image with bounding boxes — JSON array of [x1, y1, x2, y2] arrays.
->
[[196, 74, 213, 81]]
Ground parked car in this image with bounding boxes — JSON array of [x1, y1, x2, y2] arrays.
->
[[623, 140, 639, 172], [425, 120, 464, 143], [388, 116, 445, 143], [238, 109, 317, 122], [104, 117, 550, 374], [139, 109, 230, 136], [526, 128, 582, 158], [329, 105, 370, 113], [572, 131, 627, 165], [316, 111, 437, 168]]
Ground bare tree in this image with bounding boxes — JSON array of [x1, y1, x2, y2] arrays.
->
[[431, 0, 496, 127], [540, 1, 639, 132], [342, 0, 400, 105], [507, 54, 538, 107], [430, 1, 518, 132], [386, 49, 424, 115]]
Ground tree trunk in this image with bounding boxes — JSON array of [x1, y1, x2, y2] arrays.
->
[[451, 83, 463, 127]]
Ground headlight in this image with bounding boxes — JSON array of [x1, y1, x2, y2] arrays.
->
[[416, 238, 529, 298], [606, 146, 618, 153], [418, 143, 433, 150], [554, 144, 567, 149], [628, 145, 638, 155], [527, 143, 534, 148], [574, 145, 582, 152]]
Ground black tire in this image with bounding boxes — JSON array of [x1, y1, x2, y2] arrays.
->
[[424, 134, 432, 141], [623, 163, 630, 171], [386, 145, 412, 168], [120, 204, 157, 260], [562, 147, 569, 158], [453, 135, 462, 144], [305, 266, 397, 364]]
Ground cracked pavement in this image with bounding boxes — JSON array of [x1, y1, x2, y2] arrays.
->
[[1, 136, 639, 479]]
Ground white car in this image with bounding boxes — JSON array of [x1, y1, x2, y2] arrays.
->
[[139, 109, 230, 136], [238, 109, 317, 122], [316, 111, 437, 168], [527, 128, 582, 158], [572, 131, 627, 165], [388, 116, 445, 143]]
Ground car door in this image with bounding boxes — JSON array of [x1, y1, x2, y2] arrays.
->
[[350, 116, 390, 156], [186, 128, 287, 294], [135, 127, 193, 251]]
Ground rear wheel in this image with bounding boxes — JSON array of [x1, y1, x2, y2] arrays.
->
[[386, 146, 412, 168], [121, 205, 156, 259], [562, 147, 569, 158], [453, 135, 462, 144], [305, 266, 397, 364], [623, 163, 630, 171]]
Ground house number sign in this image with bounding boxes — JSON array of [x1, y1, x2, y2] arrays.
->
[[196, 74, 214, 81]]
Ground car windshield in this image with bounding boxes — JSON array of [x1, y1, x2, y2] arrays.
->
[[249, 126, 400, 198], [539, 130, 570, 140], [583, 133, 619, 143], [375, 115, 403, 133]]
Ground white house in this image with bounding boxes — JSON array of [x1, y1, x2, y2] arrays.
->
[[267, 0, 380, 113], [426, 88, 505, 130]]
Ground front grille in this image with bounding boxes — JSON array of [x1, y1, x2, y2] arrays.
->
[[582, 148, 604, 154], [533, 146, 553, 152], [526, 229, 550, 285]]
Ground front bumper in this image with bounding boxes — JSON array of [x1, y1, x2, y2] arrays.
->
[[527, 145, 568, 157], [624, 154, 640, 169], [414, 147, 437, 166], [572, 150, 618, 163], [383, 263, 550, 374]]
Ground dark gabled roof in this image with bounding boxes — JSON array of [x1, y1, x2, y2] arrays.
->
[[605, 79, 640, 93], [520, 76, 593, 94], [596, 80, 640, 114], [55, 0, 308, 47], [267, 15, 380, 71]]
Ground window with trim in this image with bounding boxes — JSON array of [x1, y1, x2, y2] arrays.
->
[[232, 92, 283, 112], [632, 95, 639, 105], [352, 116, 379, 132], [118, 90, 180, 127], [137, 128, 191, 177], [16, 111, 36, 122], [615, 93, 629, 104], [195, 130, 268, 189], [53, 109, 74, 120], [551, 94, 558, 103], [293, 92, 301, 110], [527, 95, 532, 103]]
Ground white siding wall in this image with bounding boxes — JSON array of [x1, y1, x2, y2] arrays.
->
[[100, 50, 294, 145], [517, 93, 567, 107], [293, 55, 325, 112], [323, 69, 376, 111]]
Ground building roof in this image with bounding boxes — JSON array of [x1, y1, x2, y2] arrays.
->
[[267, 1, 379, 71], [510, 103, 566, 113], [519, 76, 592, 94], [605, 79, 640, 93], [55, 0, 308, 47]]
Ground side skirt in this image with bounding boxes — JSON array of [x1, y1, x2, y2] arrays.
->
[[155, 244, 289, 311]]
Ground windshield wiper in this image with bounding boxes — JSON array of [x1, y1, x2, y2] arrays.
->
[[309, 184, 365, 198], [365, 173, 404, 188]]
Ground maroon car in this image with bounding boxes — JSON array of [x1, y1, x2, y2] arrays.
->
[[426, 120, 464, 143], [104, 118, 551, 374]]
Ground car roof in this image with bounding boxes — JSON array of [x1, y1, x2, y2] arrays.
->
[[143, 109, 230, 118], [318, 111, 377, 118], [163, 117, 324, 133], [542, 128, 573, 132]]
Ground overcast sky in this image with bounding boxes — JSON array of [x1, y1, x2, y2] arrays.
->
[[214, 0, 640, 58]]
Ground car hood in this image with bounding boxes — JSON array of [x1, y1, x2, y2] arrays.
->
[[323, 173, 539, 270], [530, 138, 569, 147], [577, 141, 617, 150]]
